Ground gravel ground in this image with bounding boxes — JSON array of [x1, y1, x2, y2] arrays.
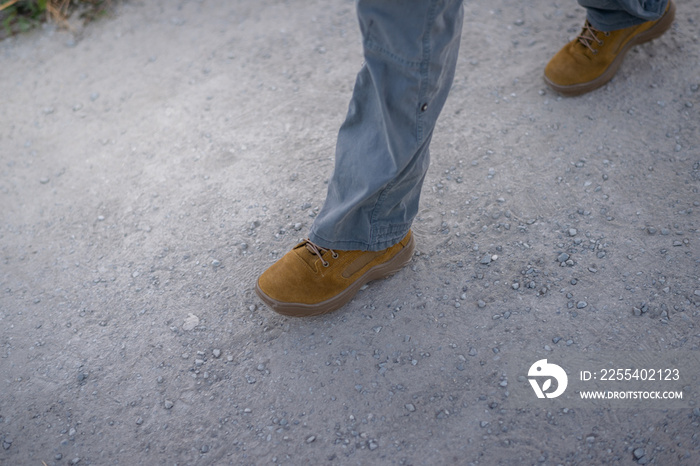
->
[[1, 0, 699, 464]]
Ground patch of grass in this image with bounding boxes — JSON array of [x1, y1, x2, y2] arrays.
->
[[0, 0, 114, 39]]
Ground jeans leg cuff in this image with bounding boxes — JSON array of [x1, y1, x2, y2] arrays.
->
[[309, 223, 411, 252]]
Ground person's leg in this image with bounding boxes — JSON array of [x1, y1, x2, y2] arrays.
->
[[256, 0, 464, 316], [309, 0, 464, 252], [544, 0, 675, 96]]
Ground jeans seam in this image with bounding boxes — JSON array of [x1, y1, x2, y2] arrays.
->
[[417, 0, 437, 144], [363, 39, 422, 68]]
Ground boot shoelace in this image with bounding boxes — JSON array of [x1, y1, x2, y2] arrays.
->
[[578, 20, 610, 54], [305, 240, 338, 268]]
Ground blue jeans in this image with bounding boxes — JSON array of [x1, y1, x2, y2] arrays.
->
[[309, 0, 667, 252], [580, 0, 669, 31]]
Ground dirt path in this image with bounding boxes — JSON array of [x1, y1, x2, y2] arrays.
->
[[1, 0, 699, 464]]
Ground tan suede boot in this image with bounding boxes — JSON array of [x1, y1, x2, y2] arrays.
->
[[544, 0, 675, 96], [256, 231, 415, 317]]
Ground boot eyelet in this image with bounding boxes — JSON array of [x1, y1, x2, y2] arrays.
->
[[332, 252, 339, 259], [322, 261, 330, 267]]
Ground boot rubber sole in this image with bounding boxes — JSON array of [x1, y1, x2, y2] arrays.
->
[[545, 0, 675, 96], [255, 234, 415, 317]]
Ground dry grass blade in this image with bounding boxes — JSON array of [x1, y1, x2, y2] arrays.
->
[[46, 0, 72, 29], [0, 0, 21, 13]]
